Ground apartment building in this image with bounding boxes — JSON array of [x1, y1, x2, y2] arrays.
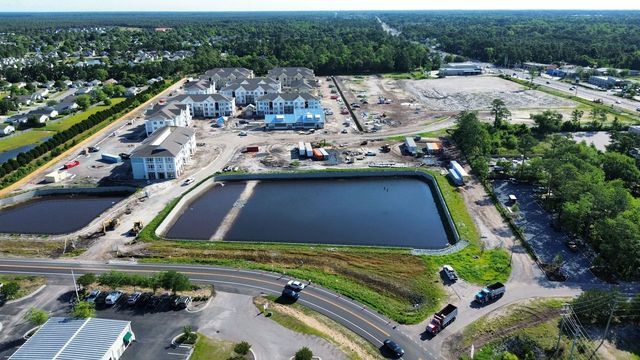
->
[[256, 92, 321, 115], [131, 126, 196, 180], [143, 102, 192, 136], [173, 94, 236, 118]]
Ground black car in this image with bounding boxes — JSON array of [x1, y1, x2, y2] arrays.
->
[[119, 153, 131, 160], [383, 339, 405, 357], [281, 288, 300, 300], [173, 296, 192, 310], [136, 292, 152, 308]]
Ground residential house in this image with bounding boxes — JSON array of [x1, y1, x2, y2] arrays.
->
[[15, 95, 32, 106], [173, 94, 235, 118], [264, 108, 325, 130], [31, 106, 58, 119], [44, 81, 56, 89], [63, 80, 73, 87], [183, 79, 216, 95], [76, 87, 94, 95], [267, 67, 315, 87], [0, 123, 15, 136], [104, 78, 119, 85], [220, 78, 280, 106], [130, 126, 196, 180], [54, 96, 79, 114], [256, 92, 321, 116], [125, 87, 140, 97], [143, 102, 193, 136], [201, 68, 254, 89], [88, 79, 102, 87]]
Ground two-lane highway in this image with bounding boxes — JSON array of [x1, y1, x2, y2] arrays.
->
[[0, 259, 438, 360]]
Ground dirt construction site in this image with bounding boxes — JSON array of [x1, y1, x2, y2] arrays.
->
[[336, 75, 578, 128]]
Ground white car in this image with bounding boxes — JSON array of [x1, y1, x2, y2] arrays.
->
[[286, 280, 306, 292], [442, 265, 458, 282], [239, 131, 247, 136], [183, 177, 195, 186], [105, 291, 123, 305]]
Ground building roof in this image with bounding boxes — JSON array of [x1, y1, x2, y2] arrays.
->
[[203, 67, 252, 78], [287, 79, 316, 91], [0, 124, 14, 130], [145, 102, 189, 120], [268, 67, 315, 77], [257, 92, 319, 102], [264, 108, 325, 125], [221, 77, 280, 92], [9, 317, 131, 360], [183, 79, 214, 91], [173, 94, 233, 103], [131, 126, 195, 158], [30, 106, 56, 115]]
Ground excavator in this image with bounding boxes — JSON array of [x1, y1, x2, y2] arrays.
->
[[129, 221, 144, 236]]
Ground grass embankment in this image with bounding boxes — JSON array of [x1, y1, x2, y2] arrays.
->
[[386, 128, 450, 142], [191, 335, 237, 360], [44, 98, 126, 132], [0, 131, 55, 153], [0, 239, 67, 257], [139, 168, 510, 324], [0, 274, 46, 299], [384, 71, 429, 80], [256, 296, 383, 360]]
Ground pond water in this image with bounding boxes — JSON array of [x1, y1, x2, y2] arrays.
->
[[167, 176, 452, 249], [0, 194, 125, 235]]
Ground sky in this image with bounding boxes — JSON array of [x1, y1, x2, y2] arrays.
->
[[1, 0, 638, 12]]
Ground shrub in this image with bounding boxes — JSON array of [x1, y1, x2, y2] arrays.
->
[[72, 301, 95, 318], [76, 273, 96, 288], [26, 308, 49, 326], [234, 341, 251, 355], [180, 326, 197, 344], [1, 282, 20, 299], [295, 347, 313, 360]]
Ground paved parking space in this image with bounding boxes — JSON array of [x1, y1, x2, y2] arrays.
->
[[493, 180, 599, 284]]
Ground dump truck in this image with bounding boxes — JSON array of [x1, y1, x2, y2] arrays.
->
[[475, 282, 506, 304], [426, 304, 458, 335]]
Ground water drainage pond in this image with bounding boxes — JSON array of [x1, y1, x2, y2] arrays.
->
[[167, 176, 454, 249], [0, 194, 126, 235]]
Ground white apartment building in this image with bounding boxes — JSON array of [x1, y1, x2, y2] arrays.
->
[[267, 67, 315, 87], [219, 78, 281, 105], [256, 92, 321, 115], [131, 126, 196, 180], [201, 67, 254, 89], [183, 79, 216, 95], [173, 94, 235, 118], [144, 102, 192, 136]]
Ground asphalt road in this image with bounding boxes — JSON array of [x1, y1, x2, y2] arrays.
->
[[0, 258, 435, 360]]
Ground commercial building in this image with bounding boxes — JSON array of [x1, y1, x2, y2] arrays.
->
[[201, 67, 254, 89], [220, 78, 281, 105], [256, 92, 321, 115], [143, 102, 192, 136], [9, 317, 135, 360], [267, 67, 315, 87], [183, 79, 216, 95], [131, 126, 196, 180], [588, 76, 625, 89], [173, 94, 235, 118], [438, 62, 482, 76], [264, 108, 325, 130]]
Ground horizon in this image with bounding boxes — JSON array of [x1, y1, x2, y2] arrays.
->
[[1, 0, 639, 12]]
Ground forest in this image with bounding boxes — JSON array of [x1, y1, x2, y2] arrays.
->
[[380, 11, 640, 70]]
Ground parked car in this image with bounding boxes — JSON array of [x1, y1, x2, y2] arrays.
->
[[137, 293, 152, 308], [85, 290, 101, 303], [127, 292, 142, 305], [366, 151, 376, 156], [88, 146, 100, 153], [341, 129, 348, 134], [566, 240, 579, 252], [105, 291, 124, 305], [119, 153, 131, 160], [281, 288, 300, 301], [442, 265, 458, 282], [286, 280, 306, 292], [239, 131, 247, 136], [383, 339, 405, 357], [173, 296, 192, 310], [183, 177, 195, 186]]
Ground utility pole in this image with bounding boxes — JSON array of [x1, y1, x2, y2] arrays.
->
[[589, 299, 618, 359], [71, 269, 79, 302], [569, 334, 577, 360], [555, 304, 569, 356]]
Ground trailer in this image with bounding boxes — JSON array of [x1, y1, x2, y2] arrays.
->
[[101, 153, 121, 163], [305, 143, 313, 158], [319, 148, 329, 159], [312, 148, 324, 160], [63, 160, 80, 169], [298, 142, 306, 157], [244, 146, 259, 153], [475, 282, 506, 304], [426, 304, 458, 335]]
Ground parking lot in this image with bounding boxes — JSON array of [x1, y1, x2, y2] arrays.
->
[[492, 180, 599, 283]]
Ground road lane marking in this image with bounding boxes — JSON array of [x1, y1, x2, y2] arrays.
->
[[0, 263, 391, 337]]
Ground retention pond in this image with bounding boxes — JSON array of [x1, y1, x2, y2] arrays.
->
[[166, 175, 455, 249], [0, 194, 126, 235]]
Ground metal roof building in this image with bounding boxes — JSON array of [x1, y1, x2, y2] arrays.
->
[[9, 317, 135, 360]]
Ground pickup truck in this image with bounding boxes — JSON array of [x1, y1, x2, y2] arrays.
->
[[426, 304, 458, 334], [475, 282, 505, 304]]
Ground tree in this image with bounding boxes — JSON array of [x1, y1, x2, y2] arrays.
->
[[570, 109, 584, 127], [76, 94, 91, 110], [26, 308, 49, 326], [295, 347, 313, 360], [531, 110, 563, 134], [71, 301, 95, 318], [453, 111, 490, 157], [490, 98, 511, 128], [180, 325, 197, 344], [601, 152, 640, 187], [234, 341, 251, 355], [98, 270, 128, 289], [76, 273, 96, 288], [518, 134, 537, 178], [1, 282, 20, 299], [159, 270, 192, 294], [46, 99, 57, 106]]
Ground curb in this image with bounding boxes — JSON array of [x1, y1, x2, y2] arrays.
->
[[249, 348, 257, 360], [6, 285, 47, 305], [186, 296, 212, 314], [22, 326, 41, 340]]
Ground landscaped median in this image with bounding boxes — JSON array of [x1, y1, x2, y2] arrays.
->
[[135, 168, 511, 324]]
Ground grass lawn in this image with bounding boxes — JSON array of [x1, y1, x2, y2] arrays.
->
[[386, 127, 451, 142], [0, 130, 55, 153], [384, 71, 429, 80], [191, 335, 237, 360], [140, 168, 511, 324], [44, 98, 125, 132], [0, 274, 47, 300]]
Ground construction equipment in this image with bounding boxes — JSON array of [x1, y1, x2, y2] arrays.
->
[[129, 221, 144, 236], [103, 218, 119, 232], [426, 304, 458, 335]]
